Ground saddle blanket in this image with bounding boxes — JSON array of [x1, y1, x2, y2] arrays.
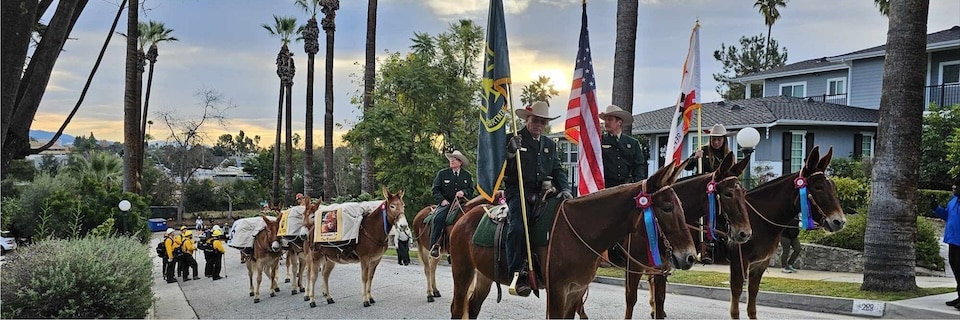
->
[[228, 215, 277, 249], [313, 200, 384, 243], [278, 205, 309, 238], [423, 205, 460, 226], [471, 198, 560, 247]]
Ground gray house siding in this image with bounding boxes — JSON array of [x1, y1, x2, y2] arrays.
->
[[762, 70, 850, 99], [848, 57, 885, 109], [929, 48, 960, 85]]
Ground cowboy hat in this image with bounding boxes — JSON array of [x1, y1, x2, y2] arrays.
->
[[706, 124, 734, 137], [599, 104, 633, 126], [444, 150, 470, 167], [515, 101, 560, 121]]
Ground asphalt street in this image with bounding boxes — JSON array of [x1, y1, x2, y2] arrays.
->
[[166, 242, 865, 319]]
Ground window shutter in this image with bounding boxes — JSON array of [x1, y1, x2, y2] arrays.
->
[[782, 132, 792, 174], [853, 134, 863, 158], [805, 132, 815, 157]]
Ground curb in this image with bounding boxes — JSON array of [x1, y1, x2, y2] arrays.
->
[[593, 276, 958, 319]]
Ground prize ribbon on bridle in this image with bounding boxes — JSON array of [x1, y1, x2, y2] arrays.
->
[[635, 192, 662, 267], [795, 176, 816, 230]]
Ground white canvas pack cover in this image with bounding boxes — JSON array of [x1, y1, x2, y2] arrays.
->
[[313, 200, 385, 243], [278, 205, 308, 237], [228, 215, 277, 249]]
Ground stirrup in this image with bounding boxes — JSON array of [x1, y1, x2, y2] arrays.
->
[[507, 272, 531, 297], [429, 244, 441, 259]]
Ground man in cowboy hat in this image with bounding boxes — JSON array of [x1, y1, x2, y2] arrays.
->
[[685, 123, 733, 175], [600, 104, 647, 187], [504, 101, 571, 296], [428, 150, 474, 258]]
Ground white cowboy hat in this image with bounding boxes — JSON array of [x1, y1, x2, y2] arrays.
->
[[515, 101, 560, 121], [706, 124, 733, 137], [444, 150, 470, 167], [599, 104, 634, 126]]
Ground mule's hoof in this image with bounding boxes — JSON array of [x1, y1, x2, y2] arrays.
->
[[269, 292, 275, 298], [370, 298, 376, 304], [300, 288, 305, 293], [304, 296, 310, 302], [433, 290, 441, 297], [254, 298, 260, 303], [310, 301, 317, 308], [292, 290, 298, 295], [427, 295, 435, 302], [363, 301, 370, 307], [326, 298, 335, 304], [285, 278, 291, 283], [274, 287, 280, 293], [249, 292, 254, 297]]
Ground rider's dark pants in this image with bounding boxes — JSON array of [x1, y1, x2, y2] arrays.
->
[[505, 187, 538, 274], [429, 204, 450, 247]]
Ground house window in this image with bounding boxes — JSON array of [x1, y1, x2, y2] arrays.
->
[[940, 61, 960, 85], [827, 78, 846, 95], [855, 132, 875, 158], [780, 82, 806, 97], [688, 134, 710, 156], [790, 131, 806, 173]]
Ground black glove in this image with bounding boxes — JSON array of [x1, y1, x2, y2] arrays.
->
[[507, 135, 522, 154], [557, 190, 574, 200], [929, 198, 939, 211]]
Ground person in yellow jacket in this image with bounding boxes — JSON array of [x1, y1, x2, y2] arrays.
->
[[180, 230, 200, 281], [210, 229, 227, 280], [174, 226, 187, 277], [163, 228, 178, 283]]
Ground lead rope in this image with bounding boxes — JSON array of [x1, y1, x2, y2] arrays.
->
[[559, 206, 666, 275]]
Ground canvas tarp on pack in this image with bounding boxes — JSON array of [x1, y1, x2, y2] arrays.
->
[[278, 206, 309, 238], [313, 200, 384, 243], [228, 215, 277, 249]]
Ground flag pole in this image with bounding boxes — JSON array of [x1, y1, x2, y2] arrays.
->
[[506, 86, 539, 295]]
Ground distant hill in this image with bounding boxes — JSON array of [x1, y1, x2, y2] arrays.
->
[[29, 130, 76, 145]]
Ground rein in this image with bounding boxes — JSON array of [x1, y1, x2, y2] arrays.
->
[[746, 172, 829, 229]]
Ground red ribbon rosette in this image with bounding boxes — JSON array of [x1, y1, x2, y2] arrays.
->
[[794, 176, 807, 189], [634, 192, 652, 209], [706, 181, 717, 194]]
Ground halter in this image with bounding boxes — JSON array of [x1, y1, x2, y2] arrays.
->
[[746, 171, 829, 229], [704, 173, 742, 240]]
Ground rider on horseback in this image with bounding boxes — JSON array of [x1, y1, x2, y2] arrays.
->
[[429, 150, 474, 258]]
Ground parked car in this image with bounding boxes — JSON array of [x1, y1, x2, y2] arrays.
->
[[1, 231, 17, 254]]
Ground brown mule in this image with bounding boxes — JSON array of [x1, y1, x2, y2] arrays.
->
[[246, 213, 283, 303], [621, 153, 753, 319], [302, 187, 406, 308], [448, 164, 696, 319], [728, 146, 845, 319], [412, 193, 500, 302]]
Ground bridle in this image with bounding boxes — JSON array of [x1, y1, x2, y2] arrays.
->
[[746, 171, 830, 229], [686, 173, 744, 238]]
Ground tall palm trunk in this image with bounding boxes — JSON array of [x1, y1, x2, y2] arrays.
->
[[139, 44, 157, 182], [861, 0, 929, 292], [285, 77, 294, 206], [304, 17, 320, 197], [122, 0, 141, 193], [765, 24, 773, 63], [321, 1, 339, 199], [272, 73, 283, 205], [361, 0, 377, 194], [612, 0, 637, 135]]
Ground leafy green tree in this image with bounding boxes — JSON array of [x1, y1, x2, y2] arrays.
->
[[71, 133, 103, 154], [519, 75, 560, 107], [38, 155, 61, 176], [712, 34, 788, 100], [212, 130, 260, 157], [141, 158, 177, 206], [344, 20, 483, 214], [5, 159, 35, 181], [64, 150, 122, 188], [920, 103, 960, 183]]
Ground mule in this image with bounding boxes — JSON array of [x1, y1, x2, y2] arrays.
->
[[448, 164, 697, 319], [622, 152, 752, 319], [302, 187, 406, 307], [245, 214, 283, 303], [413, 193, 500, 302], [282, 237, 307, 295], [727, 146, 845, 319]]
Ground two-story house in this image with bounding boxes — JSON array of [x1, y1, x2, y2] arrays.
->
[[557, 26, 958, 188]]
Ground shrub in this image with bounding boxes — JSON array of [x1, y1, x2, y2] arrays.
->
[[0, 236, 153, 318], [828, 157, 871, 182], [833, 177, 869, 215], [918, 189, 954, 218], [916, 217, 945, 270]]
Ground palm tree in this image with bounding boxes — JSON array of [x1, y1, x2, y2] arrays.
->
[[122, 0, 140, 193], [296, 0, 320, 199], [262, 15, 299, 205], [138, 21, 178, 181], [361, 0, 378, 194], [612, 0, 637, 134], [753, 0, 787, 62], [321, 0, 340, 199], [874, 0, 890, 16], [66, 151, 123, 189], [861, 0, 929, 292]]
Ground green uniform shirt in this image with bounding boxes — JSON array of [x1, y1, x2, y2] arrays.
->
[[601, 132, 647, 187]]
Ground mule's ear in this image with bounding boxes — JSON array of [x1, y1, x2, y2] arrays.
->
[[397, 189, 404, 199], [667, 162, 685, 185], [676, 156, 695, 173], [730, 153, 751, 176], [261, 214, 272, 225], [382, 186, 390, 199], [717, 152, 734, 175], [816, 146, 834, 172], [649, 163, 675, 189], [803, 146, 821, 176]]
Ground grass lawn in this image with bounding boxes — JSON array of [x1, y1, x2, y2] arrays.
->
[[380, 250, 952, 301]]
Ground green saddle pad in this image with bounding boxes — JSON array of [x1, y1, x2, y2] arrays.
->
[[424, 206, 460, 226], [472, 197, 561, 247]]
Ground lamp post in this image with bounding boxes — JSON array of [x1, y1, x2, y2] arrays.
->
[[118, 200, 131, 235], [736, 127, 761, 188]]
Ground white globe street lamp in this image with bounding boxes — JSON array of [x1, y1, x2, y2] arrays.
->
[[737, 127, 761, 156], [118, 200, 132, 212]]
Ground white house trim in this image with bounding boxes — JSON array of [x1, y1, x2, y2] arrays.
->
[[938, 60, 960, 85]]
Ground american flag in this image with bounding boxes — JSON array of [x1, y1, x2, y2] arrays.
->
[[564, 2, 604, 196]]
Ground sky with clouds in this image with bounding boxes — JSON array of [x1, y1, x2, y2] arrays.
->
[[35, 0, 960, 145]]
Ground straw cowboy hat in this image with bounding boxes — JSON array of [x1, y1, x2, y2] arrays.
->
[[444, 150, 470, 167], [705, 124, 734, 137], [599, 104, 634, 126], [516, 101, 560, 120]]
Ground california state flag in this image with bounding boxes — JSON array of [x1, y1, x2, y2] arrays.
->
[[664, 22, 702, 167]]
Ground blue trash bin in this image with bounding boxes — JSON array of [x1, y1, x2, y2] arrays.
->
[[148, 218, 167, 232]]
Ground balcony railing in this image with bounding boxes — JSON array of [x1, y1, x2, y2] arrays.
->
[[803, 93, 848, 105], [926, 83, 960, 109]]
